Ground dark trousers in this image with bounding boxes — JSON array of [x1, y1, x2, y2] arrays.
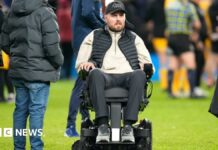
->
[[66, 77, 89, 128], [0, 70, 14, 101], [88, 69, 146, 122], [194, 46, 205, 87], [60, 42, 73, 79]]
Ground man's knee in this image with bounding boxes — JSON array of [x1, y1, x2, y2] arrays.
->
[[89, 69, 104, 79], [130, 70, 146, 86], [88, 69, 105, 87], [132, 70, 146, 79]]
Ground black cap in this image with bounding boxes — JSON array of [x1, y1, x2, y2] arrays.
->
[[105, 1, 126, 14]]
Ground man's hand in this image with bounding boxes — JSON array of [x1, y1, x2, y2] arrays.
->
[[78, 62, 95, 71]]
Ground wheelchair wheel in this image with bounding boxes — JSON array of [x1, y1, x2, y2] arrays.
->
[[135, 119, 152, 150], [80, 136, 99, 150], [72, 138, 97, 150], [72, 140, 80, 150], [135, 136, 152, 150]]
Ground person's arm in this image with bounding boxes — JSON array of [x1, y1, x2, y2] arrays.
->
[[189, 4, 201, 32], [75, 31, 95, 72], [81, 0, 104, 29], [41, 8, 64, 69], [134, 34, 155, 72]]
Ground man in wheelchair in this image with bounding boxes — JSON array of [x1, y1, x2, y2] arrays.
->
[[75, 1, 154, 144]]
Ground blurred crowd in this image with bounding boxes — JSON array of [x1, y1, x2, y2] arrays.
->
[[0, 0, 218, 100], [121, 0, 218, 99]]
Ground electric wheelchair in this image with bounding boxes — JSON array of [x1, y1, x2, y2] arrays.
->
[[72, 64, 153, 150]]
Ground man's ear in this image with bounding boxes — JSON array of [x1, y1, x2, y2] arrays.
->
[[104, 14, 108, 23]]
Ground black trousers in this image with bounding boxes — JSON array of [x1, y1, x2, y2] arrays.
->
[[0, 70, 14, 101], [194, 45, 205, 87], [88, 69, 146, 122]]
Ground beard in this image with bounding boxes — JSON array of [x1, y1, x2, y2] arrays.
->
[[109, 24, 125, 32]]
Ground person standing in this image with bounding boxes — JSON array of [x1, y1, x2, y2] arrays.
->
[[165, 0, 203, 98], [1, 0, 64, 149], [64, 0, 105, 137], [57, 0, 73, 79], [191, 0, 208, 97], [145, 0, 168, 91], [208, 0, 218, 71]]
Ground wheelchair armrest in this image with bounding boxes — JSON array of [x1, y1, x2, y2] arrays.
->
[[144, 63, 153, 80]]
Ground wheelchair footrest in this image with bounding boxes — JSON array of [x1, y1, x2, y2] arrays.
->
[[96, 141, 135, 145]]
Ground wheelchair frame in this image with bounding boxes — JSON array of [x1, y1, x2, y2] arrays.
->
[[72, 65, 153, 150]]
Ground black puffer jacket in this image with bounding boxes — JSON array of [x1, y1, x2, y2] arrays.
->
[[1, 0, 64, 82]]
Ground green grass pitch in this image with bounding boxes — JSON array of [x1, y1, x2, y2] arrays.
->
[[0, 80, 218, 150]]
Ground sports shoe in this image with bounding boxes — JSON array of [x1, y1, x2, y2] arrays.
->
[[96, 124, 110, 143], [190, 87, 208, 99], [121, 125, 135, 143], [64, 125, 79, 137], [7, 93, 15, 103]]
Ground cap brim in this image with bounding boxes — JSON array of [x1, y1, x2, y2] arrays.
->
[[107, 9, 126, 14]]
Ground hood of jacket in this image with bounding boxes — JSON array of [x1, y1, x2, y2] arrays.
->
[[11, 0, 45, 16]]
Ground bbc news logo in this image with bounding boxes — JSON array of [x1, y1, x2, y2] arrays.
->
[[0, 128, 43, 137]]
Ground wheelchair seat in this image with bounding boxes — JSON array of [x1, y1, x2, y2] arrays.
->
[[105, 87, 128, 102]]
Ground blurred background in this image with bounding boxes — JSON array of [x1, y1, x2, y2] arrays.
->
[[0, 0, 217, 99]]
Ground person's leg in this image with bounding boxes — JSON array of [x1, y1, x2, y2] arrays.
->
[[181, 51, 196, 94], [120, 70, 146, 142], [192, 47, 208, 96], [194, 49, 205, 87], [168, 55, 179, 97], [0, 70, 5, 101], [4, 70, 14, 93], [64, 43, 73, 79], [65, 77, 89, 137], [88, 69, 108, 120], [67, 78, 89, 126], [12, 80, 29, 150], [124, 70, 146, 123], [88, 69, 111, 143], [60, 42, 73, 79], [28, 82, 50, 150], [4, 70, 15, 102], [167, 35, 181, 97]]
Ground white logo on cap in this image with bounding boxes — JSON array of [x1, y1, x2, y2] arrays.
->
[[112, 3, 122, 9]]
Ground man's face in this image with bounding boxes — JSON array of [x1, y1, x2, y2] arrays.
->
[[105, 11, 125, 32]]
